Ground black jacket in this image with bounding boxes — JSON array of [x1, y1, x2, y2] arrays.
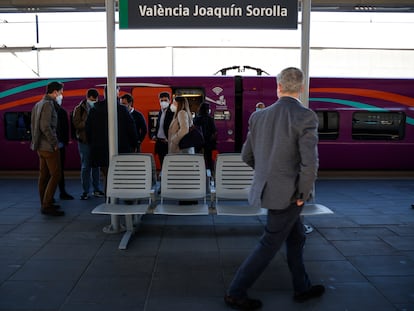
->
[[150, 107, 174, 139], [86, 100, 138, 167], [130, 109, 147, 143], [55, 103, 70, 146], [193, 114, 217, 150]]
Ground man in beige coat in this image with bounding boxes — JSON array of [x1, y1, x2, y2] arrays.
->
[[31, 81, 64, 216], [225, 67, 324, 310]]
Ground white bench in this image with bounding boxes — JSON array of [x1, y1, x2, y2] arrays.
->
[[91, 153, 156, 249], [154, 154, 210, 215], [92, 153, 332, 249], [211, 153, 266, 216], [211, 153, 333, 216]]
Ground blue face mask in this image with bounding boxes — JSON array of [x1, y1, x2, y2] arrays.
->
[[87, 100, 96, 108], [56, 94, 63, 106]]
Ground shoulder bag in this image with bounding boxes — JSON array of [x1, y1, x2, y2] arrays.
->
[[179, 125, 204, 149]]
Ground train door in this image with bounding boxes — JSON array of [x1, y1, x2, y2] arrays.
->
[[132, 86, 207, 169], [240, 76, 278, 143], [198, 76, 236, 154], [174, 88, 204, 116]]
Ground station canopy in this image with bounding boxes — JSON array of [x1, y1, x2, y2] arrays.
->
[[0, 0, 413, 13]]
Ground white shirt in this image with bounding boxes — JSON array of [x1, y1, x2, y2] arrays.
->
[[157, 108, 167, 139]]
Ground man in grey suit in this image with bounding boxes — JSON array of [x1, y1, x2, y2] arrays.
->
[[224, 67, 325, 310]]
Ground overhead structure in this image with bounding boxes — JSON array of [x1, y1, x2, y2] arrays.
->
[[0, 0, 413, 13]]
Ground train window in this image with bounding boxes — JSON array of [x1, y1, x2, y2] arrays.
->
[[316, 111, 339, 140], [4, 112, 32, 141], [352, 111, 405, 140]]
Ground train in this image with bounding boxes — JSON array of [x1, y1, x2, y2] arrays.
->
[[1, 76, 413, 171]]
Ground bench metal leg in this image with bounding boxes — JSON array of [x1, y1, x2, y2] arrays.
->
[[119, 230, 133, 250], [103, 215, 125, 234], [118, 214, 144, 250]]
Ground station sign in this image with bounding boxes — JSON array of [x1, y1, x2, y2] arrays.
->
[[119, 0, 298, 29]]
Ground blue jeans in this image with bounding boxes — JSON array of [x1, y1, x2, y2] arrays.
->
[[228, 204, 311, 298], [78, 142, 100, 193]]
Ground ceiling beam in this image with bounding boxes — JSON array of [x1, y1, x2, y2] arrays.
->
[[0, 0, 413, 13], [0, 0, 107, 12]]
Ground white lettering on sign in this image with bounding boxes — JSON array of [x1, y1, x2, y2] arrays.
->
[[193, 4, 243, 18], [246, 5, 288, 17], [137, 4, 288, 18], [138, 4, 191, 16]]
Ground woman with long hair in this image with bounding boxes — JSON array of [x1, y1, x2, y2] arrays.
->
[[168, 96, 194, 154]]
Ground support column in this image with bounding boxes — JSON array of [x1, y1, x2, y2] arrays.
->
[[300, 0, 311, 107]]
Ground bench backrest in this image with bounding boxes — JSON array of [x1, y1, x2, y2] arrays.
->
[[215, 153, 253, 200], [106, 153, 154, 200], [161, 154, 206, 200]]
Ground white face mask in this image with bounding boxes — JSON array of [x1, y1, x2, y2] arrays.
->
[[56, 94, 63, 106], [160, 100, 169, 109], [170, 104, 177, 113], [87, 100, 96, 108]]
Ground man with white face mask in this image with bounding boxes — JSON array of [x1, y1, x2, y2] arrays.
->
[[151, 92, 174, 166], [72, 88, 104, 200], [31, 81, 65, 216]]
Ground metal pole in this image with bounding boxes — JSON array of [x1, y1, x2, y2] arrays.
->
[[104, 0, 120, 233], [169, 47, 174, 75], [35, 14, 39, 44], [301, 0, 311, 107]]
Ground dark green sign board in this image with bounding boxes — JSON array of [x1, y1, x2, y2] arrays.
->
[[119, 0, 298, 29]]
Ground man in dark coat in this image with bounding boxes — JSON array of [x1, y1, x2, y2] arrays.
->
[[86, 94, 138, 191], [193, 102, 217, 170], [54, 99, 74, 200], [150, 92, 174, 167], [120, 93, 147, 152]]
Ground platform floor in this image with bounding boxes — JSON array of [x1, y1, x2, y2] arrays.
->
[[0, 176, 413, 311]]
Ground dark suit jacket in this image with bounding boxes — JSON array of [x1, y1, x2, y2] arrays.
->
[[241, 96, 319, 210], [130, 109, 147, 143], [86, 100, 138, 167], [151, 107, 174, 139], [55, 104, 69, 146]]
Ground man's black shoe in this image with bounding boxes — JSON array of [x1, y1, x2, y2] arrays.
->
[[93, 191, 105, 198], [51, 204, 61, 209], [41, 208, 65, 216], [224, 295, 262, 310], [60, 192, 74, 200], [293, 285, 325, 303]]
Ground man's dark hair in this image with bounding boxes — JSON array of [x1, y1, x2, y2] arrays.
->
[[159, 92, 170, 100], [46, 81, 63, 94], [87, 88, 99, 99], [121, 93, 133, 104]]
